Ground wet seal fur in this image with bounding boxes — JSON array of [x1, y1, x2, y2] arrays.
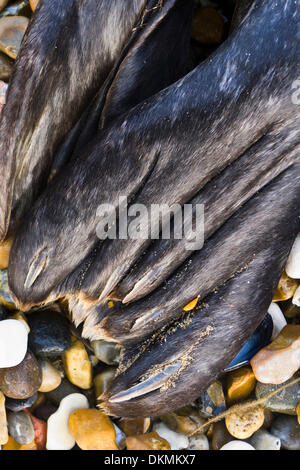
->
[[8, 0, 300, 310]]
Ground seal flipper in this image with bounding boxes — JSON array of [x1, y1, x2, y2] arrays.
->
[[9, 0, 300, 307], [0, 0, 149, 241], [95, 164, 300, 346], [50, 0, 194, 179], [100, 199, 299, 417]]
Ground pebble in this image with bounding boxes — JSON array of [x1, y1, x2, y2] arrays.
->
[[273, 271, 298, 301], [0, 52, 12, 80], [292, 285, 300, 306], [250, 325, 300, 384], [0, 391, 8, 445], [126, 432, 171, 450], [160, 407, 206, 435], [198, 380, 226, 417], [268, 302, 287, 340], [220, 440, 255, 450], [7, 410, 35, 445], [27, 310, 71, 358], [62, 339, 92, 390], [68, 409, 118, 450], [188, 432, 209, 450], [46, 393, 89, 450], [0, 269, 16, 309], [91, 340, 120, 365], [0, 235, 13, 269], [119, 417, 151, 436], [211, 421, 233, 450], [0, 319, 28, 367], [0, 16, 29, 59], [285, 233, 300, 279], [46, 378, 80, 406], [255, 374, 300, 414], [33, 402, 57, 422], [2, 435, 37, 450], [25, 410, 47, 450], [0, 349, 42, 398], [153, 422, 189, 450], [226, 367, 256, 404], [271, 415, 300, 450], [192, 7, 224, 44], [225, 405, 265, 439], [5, 393, 37, 412], [248, 428, 281, 450], [283, 302, 300, 318], [94, 368, 116, 398], [225, 314, 273, 371], [38, 360, 62, 393]]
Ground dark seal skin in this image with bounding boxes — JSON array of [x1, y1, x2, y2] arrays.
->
[[99, 165, 300, 417], [0, 0, 188, 241], [8, 0, 300, 309], [76, 164, 300, 345]]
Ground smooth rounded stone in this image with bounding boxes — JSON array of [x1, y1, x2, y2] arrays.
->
[[46, 378, 81, 406], [188, 432, 209, 450], [268, 302, 287, 340], [94, 368, 116, 398], [160, 406, 206, 435], [0, 391, 8, 445], [0, 319, 28, 368], [0, 1, 9, 13], [91, 340, 120, 365], [286, 233, 300, 279], [225, 406, 265, 439], [126, 432, 171, 451], [29, 0, 39, 11], [153, 422, 189, 450], [0, 1, 32, 18], [211, 421, 233, 450], [7, 410, 35, 444], [224, 314, 273, 371], [226, 367, 256, 404], [248, 428, 281, 450], [197, 380, 226, 417], [255, 374, 300, 415], [27, 310, 71, 358], [220, 440, 255, 450], [113, 423, 126, 450], [5, 392, 37, 412], [0, 269, 16, 309], [38, 360, 62, 393], [0, 52, 12, 80], [284, 302, 300, 318], [271, 416, 300, 450], [62, 339, 92, 389], [192, 6, 224, 44], [68, 409, 118, 451], [0, 235, 13, 270], [26, 409, 47, 450], [119, 417, 151, 437], [292, 285, 300, 306], [46, 393, 89, 450], [33, 402, 57, 422], [273, 271, 298, 301], [10, 311, 30, 333], [251, 325, 300, 384], [0, 349, 42, 398], [0, 16, 29, 59]]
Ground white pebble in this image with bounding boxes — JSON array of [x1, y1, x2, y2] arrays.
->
[[292, 285, 300, 307], [46, 393, 89, 450], [286, 234, 300, 279], [0, 319, 28, 368], [220, 440, 255, 450], [268, 303, 287, 340], [153, 422, 188, 450]]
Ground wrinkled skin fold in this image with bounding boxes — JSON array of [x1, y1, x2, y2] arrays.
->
[[8, 0, 300, 309]]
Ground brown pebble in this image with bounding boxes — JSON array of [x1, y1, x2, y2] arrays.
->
[[225, 405, 265, 439], [126, 432, 171, 450], [0, 16, 29, 59], [119, 417, 151, 436], [211, 421, 232, 450], [0, 350, 42, 399]]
